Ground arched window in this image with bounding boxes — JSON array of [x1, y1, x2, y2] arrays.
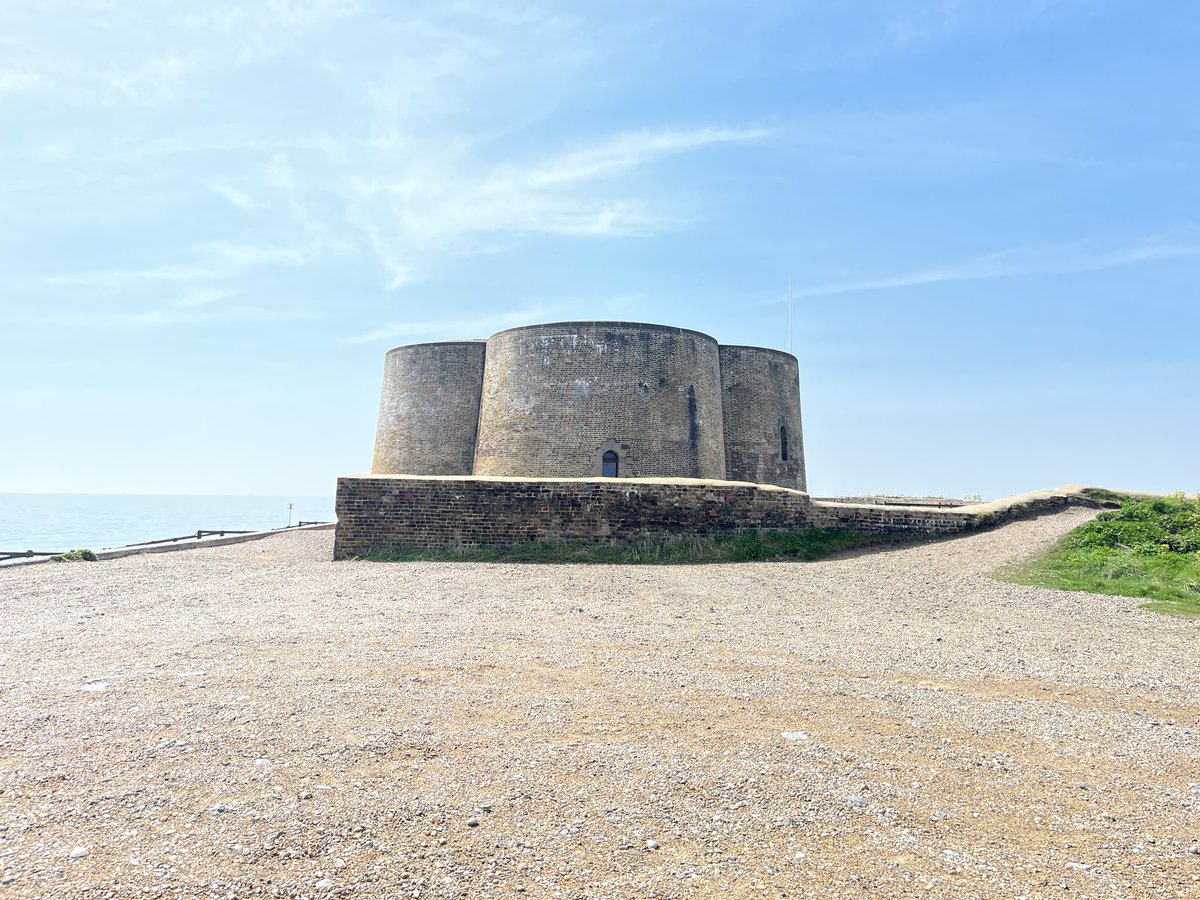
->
[[780, 425, 789, 461], [601, 450, 619, 477]]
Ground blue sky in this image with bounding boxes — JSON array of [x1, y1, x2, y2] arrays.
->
[[2, 0, 1196, 499]]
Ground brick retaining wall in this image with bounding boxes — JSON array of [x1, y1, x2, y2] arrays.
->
[[333, 476, 1109, 559], [334, 476, 814, 558]]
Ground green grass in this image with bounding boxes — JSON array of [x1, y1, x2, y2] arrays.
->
[[1003, 493, 1200, 616], [361, 527, 902, 565], [1076, 486, 1137, 506], [50, 548, 97, 562]]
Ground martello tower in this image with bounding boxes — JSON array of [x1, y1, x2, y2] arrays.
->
[[371, 321, 806, 491]]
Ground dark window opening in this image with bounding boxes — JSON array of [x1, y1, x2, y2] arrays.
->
[[601, 450, 619, 477], [780, 425, 789, 461]]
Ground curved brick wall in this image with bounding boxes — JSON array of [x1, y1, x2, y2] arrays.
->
[[473, 322, 727, 479], [371, 341, 486, 476], [719, 346, 807, 490]]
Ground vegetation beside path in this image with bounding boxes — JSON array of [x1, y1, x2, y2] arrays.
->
[[50, 548, 97, 562], [1003, 493, 1200, 616]]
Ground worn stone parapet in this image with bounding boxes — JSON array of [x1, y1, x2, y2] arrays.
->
[[808, 486, 1119, 533], [333, 476, 1128, 559]]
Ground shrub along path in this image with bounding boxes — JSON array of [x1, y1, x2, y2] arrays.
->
[[1004, 493, 1200, 616]]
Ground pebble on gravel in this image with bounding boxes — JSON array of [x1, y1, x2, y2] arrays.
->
[[3, 510, 1197, 898]]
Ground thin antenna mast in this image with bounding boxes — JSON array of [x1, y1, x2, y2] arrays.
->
[[786, 276, 793, 353]]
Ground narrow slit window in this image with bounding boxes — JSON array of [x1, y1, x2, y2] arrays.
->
[[780, 425, 789, 461], [601, 450, 619, 477]]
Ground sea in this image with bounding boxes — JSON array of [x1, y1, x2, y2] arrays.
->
[[0, 494, 336, 553]]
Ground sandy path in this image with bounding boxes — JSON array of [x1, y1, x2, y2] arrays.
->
[[0, 509, 1197, 899]]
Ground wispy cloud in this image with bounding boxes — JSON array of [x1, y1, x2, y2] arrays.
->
[[784, 235, 1200, 300], [207, 181, 263, 212], [173, 0, 365, 38], [522, 127, 771, 187], [881, 0, 1100, 51], [41, 241, 324, 293], [120, 305, 322, 327], [346, 291, 651, 344], [4, 2, 772, 300], [25, 304, 322, 329], [340, 125, 769, 289], [0, 65, 44, 97], [346, 304, 573, 344], [0, 0, 365, 105], [168, 288, 238, 309]]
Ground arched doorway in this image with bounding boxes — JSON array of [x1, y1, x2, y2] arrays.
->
[[601, 450, 619, 477]]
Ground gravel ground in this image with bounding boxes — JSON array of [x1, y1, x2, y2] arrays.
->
[[1, 509, 1197, 899]]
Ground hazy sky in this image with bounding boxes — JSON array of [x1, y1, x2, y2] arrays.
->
[[2, 0, 1197, 499]]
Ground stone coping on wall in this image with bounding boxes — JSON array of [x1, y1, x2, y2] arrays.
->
[[720, 344, 799, 361], [810, 484, 1142, 524], [487, 319, 720, 344], [955, 484, 1158, 513], [384, 338, 486, 353], [339, 472, 813, 494], [340, 475, 1146, 511]]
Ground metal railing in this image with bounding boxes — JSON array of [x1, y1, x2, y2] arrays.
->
[[1, 521, 331, 561]]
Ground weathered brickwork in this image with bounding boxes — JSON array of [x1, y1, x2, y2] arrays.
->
[[332, 476, 1101, 558], [335, 476, 811, 557], [371, 341, 486, 476], [719, 346, 807, 490], [806, 491, 1100, 535], [473, 323, 727, 480], [805, 503, 979, 535], [368, 321, 804, 486]]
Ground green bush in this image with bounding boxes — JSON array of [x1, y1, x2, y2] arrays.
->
[[1004, 494, 1200, 616], [50, 548, 97, 562]]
